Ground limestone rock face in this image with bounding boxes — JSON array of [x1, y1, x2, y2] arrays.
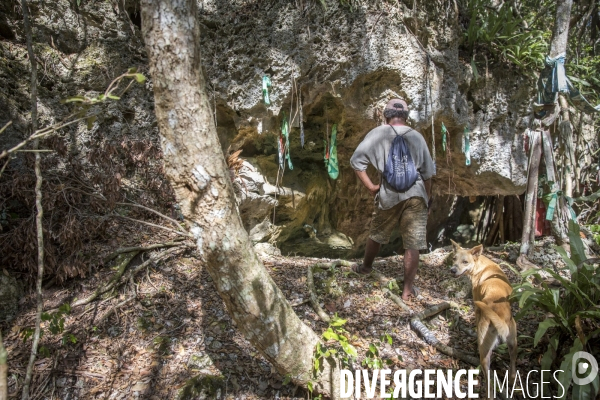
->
[[0, 0, 539, 258]]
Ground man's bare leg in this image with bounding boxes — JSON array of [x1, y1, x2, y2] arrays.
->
[[362, 238, 381, 270], [402, 249, 419, 300]]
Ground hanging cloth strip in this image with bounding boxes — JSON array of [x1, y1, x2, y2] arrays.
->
[[299, 89, 305, 148], [441, 122, 447, 153], [277, 134, 284, 170], [323, 124, 339, 180], [462, 126, 471, 166], [263, 76, 272, 105], [539, 129, 577, 222], [328, 124, 339, 179], [281, 113, 293, 170], [536, 53, 600, 114], [543, 190, 577, 221]]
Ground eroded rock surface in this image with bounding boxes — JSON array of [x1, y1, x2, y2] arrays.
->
[[1, 0, 540, 257]]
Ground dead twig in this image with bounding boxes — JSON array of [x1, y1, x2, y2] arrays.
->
[[112, 214, 191, 237], [116, 201, 185, 232]]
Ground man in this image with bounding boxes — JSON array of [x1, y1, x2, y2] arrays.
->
[[350, 98, 434, 301]]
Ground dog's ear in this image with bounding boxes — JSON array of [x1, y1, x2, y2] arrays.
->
[[450, 239, 461, 252], [470, 244, 483, 259]]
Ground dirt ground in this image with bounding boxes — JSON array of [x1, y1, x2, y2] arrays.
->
[[2, 233, 549, 400]]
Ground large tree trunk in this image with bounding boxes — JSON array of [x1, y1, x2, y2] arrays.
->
[[140, 0, 333, 395], [521, 0, 573, 255]]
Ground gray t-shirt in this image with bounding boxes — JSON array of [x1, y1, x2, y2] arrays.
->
[[350, 124, 435, 210]]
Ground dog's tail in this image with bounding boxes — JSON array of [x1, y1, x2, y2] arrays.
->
[[474, 301, 509, 338]]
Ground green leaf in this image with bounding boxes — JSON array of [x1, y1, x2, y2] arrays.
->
[[554, 246, 577, 274], [340, 341, 358, 357], [557, 339, 584, 399], [534, 318, 558, 347], [282, 375, 291, 386], [518, 290, 535, 308], [330, 316, 347, 327], [128, 67, 138, 74], [322, 329, 340, 341], [384, 333, 393, 345], [134, 73, 146, 83], [369, 343, 378, 356], [568, 220, 586, 267], [107, 94, 121, 101], [572, 373, 600, 400], [313, 357, 320, 372]]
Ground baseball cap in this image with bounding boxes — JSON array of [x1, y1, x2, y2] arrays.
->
[[385, 98, 409, 112]]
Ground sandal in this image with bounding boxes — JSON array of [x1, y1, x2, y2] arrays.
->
[[350, 263, 373, 275]]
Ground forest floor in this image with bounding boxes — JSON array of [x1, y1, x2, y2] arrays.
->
[[2, 232, 563, 400]]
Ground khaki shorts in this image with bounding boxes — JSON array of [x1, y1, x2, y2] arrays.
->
[[369, 196, 428, 250]]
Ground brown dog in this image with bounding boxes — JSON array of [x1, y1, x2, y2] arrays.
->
[[450, 240, 517, 396]]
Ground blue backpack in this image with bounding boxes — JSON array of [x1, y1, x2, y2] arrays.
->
[[383, 125, 419, 192]]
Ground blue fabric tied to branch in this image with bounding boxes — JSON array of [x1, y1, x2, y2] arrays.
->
[[537, 53, 600, 114], [542, 189, 576, 222]]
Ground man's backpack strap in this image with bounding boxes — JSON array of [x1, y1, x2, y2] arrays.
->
[[389, 124, 413, 137]]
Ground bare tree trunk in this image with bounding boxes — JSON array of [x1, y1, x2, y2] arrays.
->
[[140, 0, 333, 395], [520, 132, 542, 256], [521, 0, 573, 255], [549, 0, 573, 58], [20, 0, 44, 399]]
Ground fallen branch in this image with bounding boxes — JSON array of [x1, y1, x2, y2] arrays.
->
[[409, 302, 480, 366]]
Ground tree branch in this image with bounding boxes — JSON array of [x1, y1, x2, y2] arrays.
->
[[0, 330, 7, 400], [21, 0, 43, 397]]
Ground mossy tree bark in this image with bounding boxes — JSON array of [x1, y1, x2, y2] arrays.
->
[[140, 0, 333, 395]]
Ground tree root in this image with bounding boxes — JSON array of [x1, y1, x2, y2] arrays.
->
[[307, 264, 332, 323], [70, 243, 190, 309], [307, 260, 354, 323], [307, 260, 478, 367], [381, 288, 412, 314], [409, 302, 480, 366], [94, 296, 136, 326], [71, 251, 140, 308]]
